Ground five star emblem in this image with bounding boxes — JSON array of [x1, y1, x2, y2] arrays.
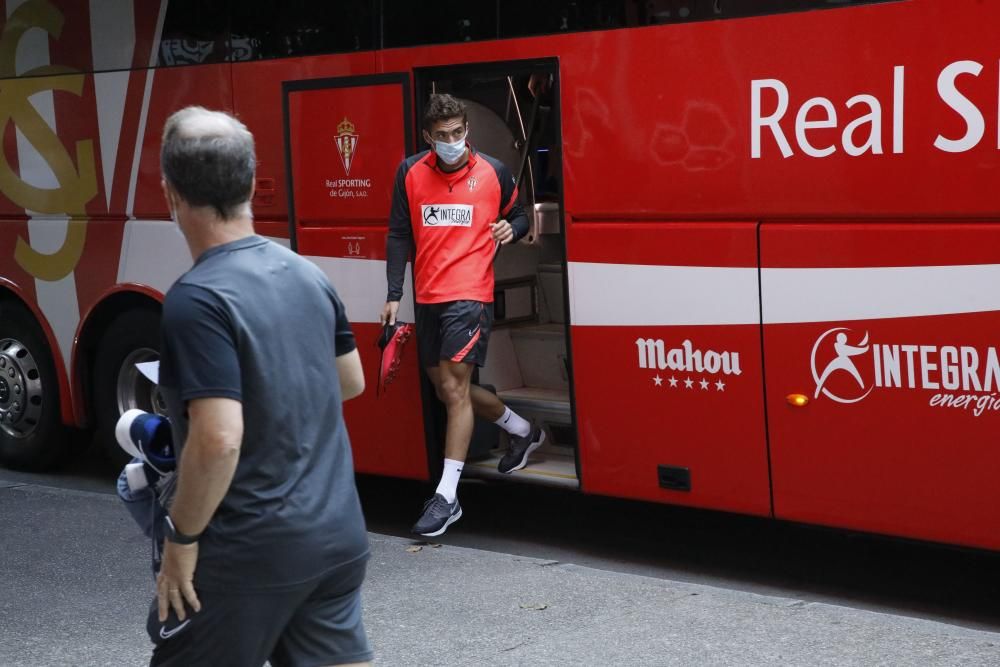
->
[[651, 375, 729, 393]]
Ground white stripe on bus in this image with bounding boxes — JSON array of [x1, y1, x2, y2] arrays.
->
[[90, 0, 136, 208], [116, 220, 192, 295], [116, 252, 1000, 329], [115, 219, 290, 298], [306, 256, 415, 324], [125, 0, 167, 219], [570, 261, 1000, 326], [568, 262, 760, 326], [761, 264, 1000, 324]]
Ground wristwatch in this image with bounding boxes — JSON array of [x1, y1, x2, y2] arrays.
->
[[164, 515, 202, 545]]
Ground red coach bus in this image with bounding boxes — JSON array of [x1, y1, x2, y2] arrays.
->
[[2, 0, 999, 551]]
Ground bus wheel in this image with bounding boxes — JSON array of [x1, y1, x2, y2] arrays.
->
[[0, 301, 70, 470], [93, 309, 163, 468]]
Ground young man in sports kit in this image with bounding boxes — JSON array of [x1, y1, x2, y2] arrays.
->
[[381, 94, 545, 537]]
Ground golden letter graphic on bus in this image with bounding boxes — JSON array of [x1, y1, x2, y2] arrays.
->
[[0, 0, 96, 281]]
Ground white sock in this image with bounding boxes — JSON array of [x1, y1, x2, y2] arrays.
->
[[495, 406, 531, 438], [435, 458, 464, 503]]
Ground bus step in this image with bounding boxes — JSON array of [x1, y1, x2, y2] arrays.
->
[[496, 386, 571, 426], [465, 445, 578, 489]]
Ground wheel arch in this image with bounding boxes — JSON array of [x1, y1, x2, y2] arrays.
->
[[73, 285, 163, 428], [0, 279, 73, 426]]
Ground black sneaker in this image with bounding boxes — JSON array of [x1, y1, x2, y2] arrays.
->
[[498, 426, 546, 474], [411, 493, 462, 537]]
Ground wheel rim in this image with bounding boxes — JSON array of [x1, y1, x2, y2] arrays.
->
[[116, 348, 165, 417], [0, 338, 44, 439]]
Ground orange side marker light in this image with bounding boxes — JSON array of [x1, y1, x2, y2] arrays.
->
[[786, 393, 810, 407]]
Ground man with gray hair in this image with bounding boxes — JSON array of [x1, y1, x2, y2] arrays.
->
[[150, 106, 372, 666]]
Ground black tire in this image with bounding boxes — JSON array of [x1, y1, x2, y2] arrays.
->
[[92, 309, 162, 469], [0, 300, 71, 470]]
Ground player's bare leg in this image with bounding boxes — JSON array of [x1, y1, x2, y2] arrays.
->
[[435, 360, 475, 462], [426, 366, 505, 422], [426, 365, 544, 474]]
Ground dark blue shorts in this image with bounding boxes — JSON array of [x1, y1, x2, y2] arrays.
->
[[148, 557, 371, 666], [415, 300, 493, 368]]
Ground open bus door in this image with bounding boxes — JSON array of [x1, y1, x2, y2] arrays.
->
[[282, 74, 429, 480], [408, 60, 580, 487]]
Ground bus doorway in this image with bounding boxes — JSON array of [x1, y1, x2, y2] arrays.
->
[[414, 60, 578, 488]]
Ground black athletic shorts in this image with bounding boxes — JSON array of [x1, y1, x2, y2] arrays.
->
[[148, 556, 372, 667], [415, 300, 493, 368]]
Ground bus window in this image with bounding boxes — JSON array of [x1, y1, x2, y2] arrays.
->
[[707, 0, 900, 21], [157, 0, 228, 67], [500, 0, 901, 38], [229, 0, 375, 61], [382, 0, 498, 48], [500, 0, 628, 38]]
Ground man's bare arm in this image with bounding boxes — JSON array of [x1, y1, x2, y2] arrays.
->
[[337, 348, 365, 401], [168, 397, 244, 536]]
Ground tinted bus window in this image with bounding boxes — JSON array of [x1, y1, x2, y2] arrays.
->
[[710, 0, 899, 22], [230, 0, 375, 61], [500, 0, 627, 37], [382, 0, 499, 48], [158, 0, 228, 67], [500, 0, 899, 38]]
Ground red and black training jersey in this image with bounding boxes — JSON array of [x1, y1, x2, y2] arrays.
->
[[386, 147, 529, 304]]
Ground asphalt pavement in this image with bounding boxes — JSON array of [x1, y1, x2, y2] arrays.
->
[[2, 478, 999, 666]]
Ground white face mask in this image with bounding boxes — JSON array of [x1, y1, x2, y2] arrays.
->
[[433, 131, 467, 165]]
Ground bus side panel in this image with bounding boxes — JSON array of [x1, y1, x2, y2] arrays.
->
[[232, 53, 377, 224], [552, 0, 1000, 220], [297, 228, 427, 481], [568, 222, 770, 516], [0, 0, 179, 423], [763, 222, 1000, 551], [282, 77, 429, 481], [131, 64, 234, 219], [0, 221, 37, 304]]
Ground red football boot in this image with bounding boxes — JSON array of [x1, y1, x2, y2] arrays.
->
[[376, 321, 414, 396]]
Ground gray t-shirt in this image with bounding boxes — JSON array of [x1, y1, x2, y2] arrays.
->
[[159, 235, 368, 591]]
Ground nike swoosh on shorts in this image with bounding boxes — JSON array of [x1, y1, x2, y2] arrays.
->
[[159, 619, 191, 639]]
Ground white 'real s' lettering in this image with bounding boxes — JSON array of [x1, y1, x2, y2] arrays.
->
[[934, 60, 985, 153]]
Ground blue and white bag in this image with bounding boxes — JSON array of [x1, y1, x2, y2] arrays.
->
[[114, 409, 176, 574]]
